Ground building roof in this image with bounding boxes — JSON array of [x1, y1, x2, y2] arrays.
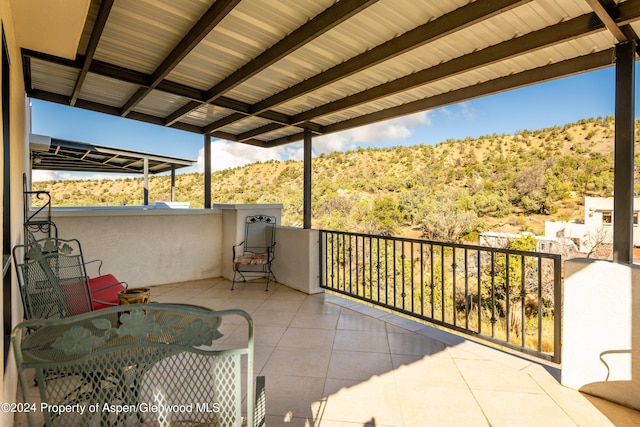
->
[[18, 0, 640, 148], [30, 136, 194, 174]]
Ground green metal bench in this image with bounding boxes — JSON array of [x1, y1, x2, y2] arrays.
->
[[12, 303, 265, 426]]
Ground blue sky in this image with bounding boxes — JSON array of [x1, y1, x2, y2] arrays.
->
[[31, 66, 619, 181]]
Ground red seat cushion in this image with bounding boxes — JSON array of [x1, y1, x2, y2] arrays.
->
[[88, 274, 126, 310], [60, 281, 93, 316]]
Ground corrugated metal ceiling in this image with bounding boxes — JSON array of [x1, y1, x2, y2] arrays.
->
[[21, 0, 640, 147]]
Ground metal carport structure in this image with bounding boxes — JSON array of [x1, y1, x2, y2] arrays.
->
[[29, 134, 194, 205]]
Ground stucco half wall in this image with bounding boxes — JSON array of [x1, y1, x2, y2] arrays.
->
[[49, 208, 223, 287], [562, 258, 640, 410], [273, 227, 322, 294]]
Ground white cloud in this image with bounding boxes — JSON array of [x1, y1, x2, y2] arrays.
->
[[197, 140, 304, 172], [199, 112, 435, 172], [314, 111, 431, 154], [458, 102, 475, 119], [31, 170, 133, 182]]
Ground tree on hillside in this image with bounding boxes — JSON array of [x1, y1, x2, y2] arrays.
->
[[353, 196, 403, 236], [418, 190, 479, 242]]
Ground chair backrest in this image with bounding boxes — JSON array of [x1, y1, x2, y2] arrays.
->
[[12, 304, 264, 427], [244, 214, 276, 255], [13, 237, 93, 320]]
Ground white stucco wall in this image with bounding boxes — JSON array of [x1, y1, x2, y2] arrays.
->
[[47, 208, 223, 287], [273, 227, 322, 294], [562, 258, 640, 410]]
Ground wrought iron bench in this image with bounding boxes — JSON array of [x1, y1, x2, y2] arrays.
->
[[12, 304, 265, 427]]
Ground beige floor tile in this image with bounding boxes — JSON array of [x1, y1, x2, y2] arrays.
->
[[264, 414, 314, 426], [251, 308, 297, 326], [582, 394, 640, 427], [268, 287, 309, 302], [473, 389, 576, 427], [327, 351, 393, 381], [216, 297, 266, 313], [257, 297, 304, 312], [253, 324, 288, 346], [392, 355, 467, 389], [297, 298, 343, 315], [263, 374, 326, 422], [318, 419, 397, 427], [337, 313, 387, 332], [333, 330, 390, 353], [278, 327, 336, 350], [320, 375, 402, 427], [387, 331, 446, 356], [187, 296, 232, 309], [290, 312, 340, 329], [454, 358, 545, 394], [378, 313, 426, 332], [322, 378, 362, 397], [262, 348, 332, 378], [397, 385, 489, 427]]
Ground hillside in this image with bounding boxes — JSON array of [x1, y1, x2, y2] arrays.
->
[[33, 116, 635, 243]]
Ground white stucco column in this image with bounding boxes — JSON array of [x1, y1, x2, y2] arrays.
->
[[561, 258, 640, 410]]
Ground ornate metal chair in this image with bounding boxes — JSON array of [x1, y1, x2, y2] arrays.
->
[[232, 215, 277, 291], [12, 236, 127, 320], [12, 304, 266, 427]]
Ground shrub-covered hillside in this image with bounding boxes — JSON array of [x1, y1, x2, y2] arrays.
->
[[34, 117, 636, 242]]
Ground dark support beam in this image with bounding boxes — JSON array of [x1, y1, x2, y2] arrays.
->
[[613, 41, 636, 264], [143, 158, 149, 206], [165, 0, 379, 126], [586, 0, 628, 42], [71, 0, 114, 106], [217, 0, 531, 132], [204, 135, 212, 209], [171, 165, 176, 202], [121, 0, 241, 116], [270, 49, 614, 146], [303, 129, 312, 229], [290, 13, 606, 126]]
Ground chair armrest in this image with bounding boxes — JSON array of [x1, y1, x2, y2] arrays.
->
[[84, 258, 104, 276], [88, 275, 127, 310], [233, 241, 245, 258]]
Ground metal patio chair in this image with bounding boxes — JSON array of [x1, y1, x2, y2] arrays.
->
[[12, 236, 127, 320], [12, 304, 266, 427], [232, 214, 277, 291]]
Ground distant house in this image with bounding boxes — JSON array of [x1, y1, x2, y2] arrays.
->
[[545, 196, 640, 254], [479, 231, 578, 254]]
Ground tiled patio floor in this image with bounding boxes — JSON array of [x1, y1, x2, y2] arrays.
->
[[149, 278, 640, 427], [15, 277, 640, 427]]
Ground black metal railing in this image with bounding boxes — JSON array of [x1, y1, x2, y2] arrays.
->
[[319, 230, 562, 363]]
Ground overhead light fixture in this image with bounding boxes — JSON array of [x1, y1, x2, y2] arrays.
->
[[32, 153, 42, 165]]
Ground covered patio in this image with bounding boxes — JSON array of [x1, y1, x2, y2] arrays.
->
[[3, 0, 640, 426]]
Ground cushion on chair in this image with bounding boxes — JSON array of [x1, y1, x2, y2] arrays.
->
[[60, 281, 94, 316], [234, 253, 269, 265], [88, 274, 126, 310]]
